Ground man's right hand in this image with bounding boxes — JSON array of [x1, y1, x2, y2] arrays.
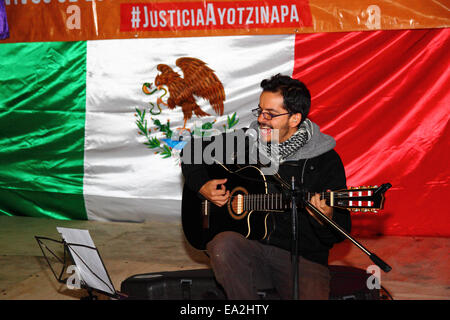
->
[[199, 179, 230, 207]]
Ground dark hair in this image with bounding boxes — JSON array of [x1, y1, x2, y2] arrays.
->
[[260, 74, 311, 124]]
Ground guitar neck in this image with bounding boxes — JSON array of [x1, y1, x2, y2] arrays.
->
[[240, 185, 387, 212], [241, 192, 328, 212]]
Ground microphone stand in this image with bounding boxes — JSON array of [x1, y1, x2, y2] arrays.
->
[[289, 181, 392, 300], [303, 199, 392, 273], [246, 130, 392, 298], [290, 176, 299, 300]]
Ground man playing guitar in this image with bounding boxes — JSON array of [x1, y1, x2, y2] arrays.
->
[[181, 74, 351, 300]]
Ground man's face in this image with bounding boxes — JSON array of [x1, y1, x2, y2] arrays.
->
[[258, 91, 301, 143]]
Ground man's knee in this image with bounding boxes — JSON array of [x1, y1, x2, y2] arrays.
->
[[206, 231, 246, 264]]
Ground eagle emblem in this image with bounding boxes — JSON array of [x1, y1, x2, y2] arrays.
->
[[135, 57, 239, 161], [154, 57, 226, 130]]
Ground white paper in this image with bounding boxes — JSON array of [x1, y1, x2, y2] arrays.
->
[[57, 227, 115, 295]]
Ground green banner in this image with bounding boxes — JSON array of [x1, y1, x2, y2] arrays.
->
[[0, 41, 87, 220]]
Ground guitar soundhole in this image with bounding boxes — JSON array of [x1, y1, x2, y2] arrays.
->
[[228, 187, 248, 220]]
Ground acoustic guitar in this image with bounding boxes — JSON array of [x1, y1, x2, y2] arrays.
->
[[182, 163, 390, 250]]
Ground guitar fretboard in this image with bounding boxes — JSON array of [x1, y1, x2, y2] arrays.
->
[[240, 192, 331, 212]]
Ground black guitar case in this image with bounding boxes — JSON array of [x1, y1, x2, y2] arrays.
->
[[120, 266, 382, 300]]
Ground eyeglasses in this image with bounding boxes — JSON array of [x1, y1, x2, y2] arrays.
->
[[251, 108, 291, 120]]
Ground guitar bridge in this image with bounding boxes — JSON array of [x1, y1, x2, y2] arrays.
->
[[202, 200, 210, 229]]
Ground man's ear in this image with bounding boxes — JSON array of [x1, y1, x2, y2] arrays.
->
[[290, 113, 302, 127]]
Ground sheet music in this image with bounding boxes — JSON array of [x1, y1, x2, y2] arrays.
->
[[57, 227, 115, 295]]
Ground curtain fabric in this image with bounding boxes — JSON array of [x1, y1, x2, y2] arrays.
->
[[293, 28, 450, 236], [0, 28, 448, 236]]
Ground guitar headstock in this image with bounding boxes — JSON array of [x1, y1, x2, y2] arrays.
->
[[331, 183, 392, 212]]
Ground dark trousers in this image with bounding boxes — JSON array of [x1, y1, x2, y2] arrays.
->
[[207, 231, 330, 300]]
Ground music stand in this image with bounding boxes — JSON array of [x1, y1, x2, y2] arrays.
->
[[35, 227, 123, 300]]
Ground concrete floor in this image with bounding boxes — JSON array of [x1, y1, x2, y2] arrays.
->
[[0, 215, 448, 300]]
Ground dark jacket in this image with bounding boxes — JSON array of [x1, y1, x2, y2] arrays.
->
[[181, 121, 351, 266], [262, 150, 351, 265]]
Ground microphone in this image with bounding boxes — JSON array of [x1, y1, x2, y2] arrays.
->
[[244, 128, 260, 164], [245, 127, 258, 141]]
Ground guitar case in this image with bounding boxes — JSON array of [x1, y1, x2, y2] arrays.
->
[[120, 268, 226, 300], [120, 266, 381, 300]]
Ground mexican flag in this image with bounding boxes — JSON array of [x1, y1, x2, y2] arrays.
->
[[1, 29, 449, 236], [0, 35, 296, 221]]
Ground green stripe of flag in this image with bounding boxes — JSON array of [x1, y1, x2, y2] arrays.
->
[[0, 41, 87, 220]]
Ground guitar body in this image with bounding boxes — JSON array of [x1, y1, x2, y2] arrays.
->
[[182, 164, 274, 250]]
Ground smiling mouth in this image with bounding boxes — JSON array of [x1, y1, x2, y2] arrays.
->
[[259, 126, 273, 137]]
